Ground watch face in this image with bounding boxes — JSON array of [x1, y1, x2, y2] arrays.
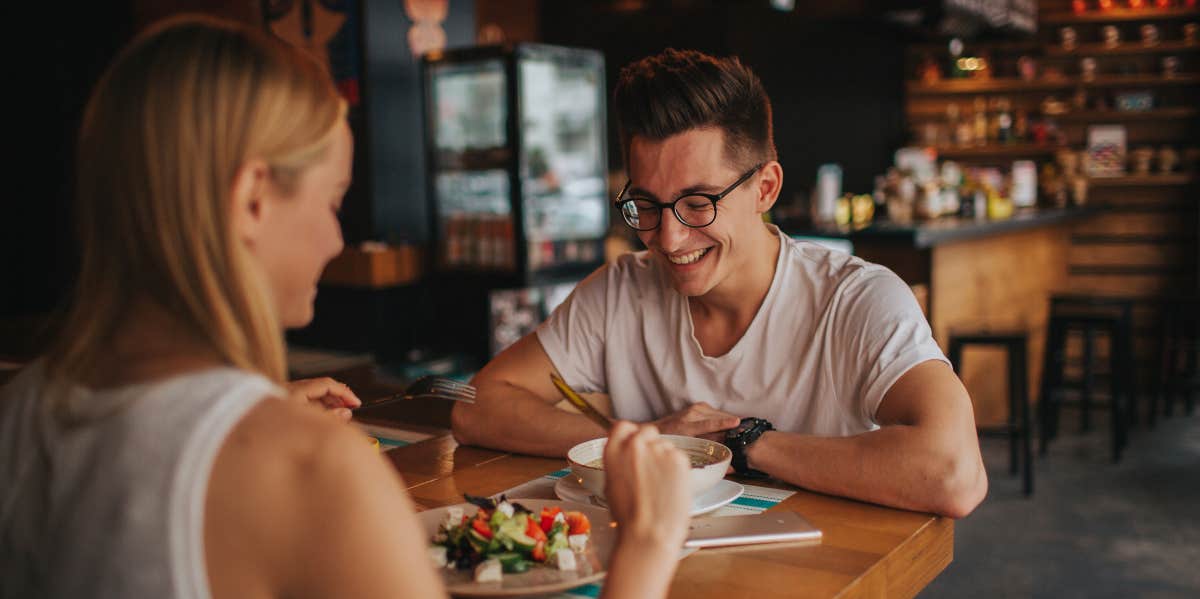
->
[[734, 417, 757, 436]]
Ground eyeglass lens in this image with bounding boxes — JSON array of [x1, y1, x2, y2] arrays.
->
[[621, 195, 715, 230]]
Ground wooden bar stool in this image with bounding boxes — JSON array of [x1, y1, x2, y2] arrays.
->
[[1037, 295, 1136, 463], [1154, 296, 1199, 424], [948, 331, 1032, 497]]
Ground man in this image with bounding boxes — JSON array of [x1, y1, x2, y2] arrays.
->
[[453, 49, 986, 518]]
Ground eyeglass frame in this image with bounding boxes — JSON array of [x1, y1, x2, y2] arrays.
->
[[613, 162, 766, 231]]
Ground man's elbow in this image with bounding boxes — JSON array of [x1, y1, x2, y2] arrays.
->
[[935, 454, 988, 518], [450, 402, 480, 447]]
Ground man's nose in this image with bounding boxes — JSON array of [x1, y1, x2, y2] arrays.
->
[[655, 209, 690, 252]]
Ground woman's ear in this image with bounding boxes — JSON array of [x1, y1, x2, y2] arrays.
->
[[755, 161, 784, 214], [230, 159, 271, 248]]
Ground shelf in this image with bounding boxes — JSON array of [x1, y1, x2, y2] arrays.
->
[[908, 74, 1200, 94], [1086, 174, 1199, 187], [1042, 8, 1200, 25], [1044, 41, 1200, 57], [1053, 107, 1200, 121], [907, 107, 1198, 121], [932, 144, 1063, 159], [907, 41, 1040, 54]]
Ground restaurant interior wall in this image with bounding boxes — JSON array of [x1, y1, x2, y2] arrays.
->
[[537, 0, 912, 197], [2, 1, 257, 359]]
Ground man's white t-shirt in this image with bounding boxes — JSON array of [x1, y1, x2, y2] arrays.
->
[[535, 225, 948, 436]]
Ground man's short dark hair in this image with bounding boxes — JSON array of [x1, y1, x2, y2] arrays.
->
[[613, 48, 776, 171]]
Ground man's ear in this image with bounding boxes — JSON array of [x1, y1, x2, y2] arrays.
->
[[230, 159, 271, 248], [755, 161, 784, 214]]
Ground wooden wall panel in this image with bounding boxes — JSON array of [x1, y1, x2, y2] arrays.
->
[[1071, 211, 1194, 236], [1068, 272, 1190, 295], [1069, 243, 1191, 267]]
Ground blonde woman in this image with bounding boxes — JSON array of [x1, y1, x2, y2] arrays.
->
[[0, 16, 691, 599]]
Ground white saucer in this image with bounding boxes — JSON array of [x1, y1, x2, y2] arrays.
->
[[554, 475, 744, 517]]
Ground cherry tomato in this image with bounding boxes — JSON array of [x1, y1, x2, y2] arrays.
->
[[565, 511, 590, 535]]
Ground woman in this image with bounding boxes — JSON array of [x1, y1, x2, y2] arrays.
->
[[0, 15, 691, 599]]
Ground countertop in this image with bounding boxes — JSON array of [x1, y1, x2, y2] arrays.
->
[[784, 206, 1097, 249]]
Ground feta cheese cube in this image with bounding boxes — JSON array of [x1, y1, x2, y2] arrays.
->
[[428, 546, 447, 569], [474, 559, 503, 582], [442, 507, 464, 529], [553, 548, 577, 571], [553, 511, 566, 526], [497, 502, 514, 518], [568, 534, 589, 552]]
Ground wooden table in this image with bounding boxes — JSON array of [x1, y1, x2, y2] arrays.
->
[[385, 433, 954, 599]]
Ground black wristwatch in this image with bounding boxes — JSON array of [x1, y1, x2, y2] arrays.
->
[[724, 417, 774, 478]]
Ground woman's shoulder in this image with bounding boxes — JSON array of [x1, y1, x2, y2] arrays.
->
[[205, 398, 401, 596]]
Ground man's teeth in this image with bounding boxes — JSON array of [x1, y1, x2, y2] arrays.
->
[[667, 248, 709, 265]]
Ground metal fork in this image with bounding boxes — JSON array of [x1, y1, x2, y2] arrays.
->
[[354, 375, 477, 410]]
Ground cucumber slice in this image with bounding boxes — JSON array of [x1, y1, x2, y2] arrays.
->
[[507, 529, 538, 552], [497, 516, 537, 552], [467, 528, 490, 552], [494, 552, 531, 573]]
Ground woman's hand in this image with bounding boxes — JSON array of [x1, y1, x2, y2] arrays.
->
[[284, 377, 361, 421], [602, 421, 691, 550], [598, 422, 691, 599]]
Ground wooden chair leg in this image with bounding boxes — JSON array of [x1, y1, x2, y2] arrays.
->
[[1012, 340, 1033, 496], [1039, 319, 1065, 456], [1081, 327, 1095, 433]]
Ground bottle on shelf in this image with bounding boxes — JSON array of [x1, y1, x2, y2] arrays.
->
[[996, 97, 1014, 144], [952, 103, 974, 147], [1014, 108, 1029, 143], [973, 96, 989, 145], [988, 97, 1002, 143]]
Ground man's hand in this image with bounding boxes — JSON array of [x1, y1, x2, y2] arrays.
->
[[651, 403, 741, 441], [285, 377, 362, 421]]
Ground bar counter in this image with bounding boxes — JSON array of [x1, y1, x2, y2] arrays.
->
[[786, 207, 1097, 425], [792, 207, 1094, 249]]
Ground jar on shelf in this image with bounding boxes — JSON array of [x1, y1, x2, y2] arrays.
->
[[1080, 57, 1098, 81], [1102, 25, 1121, 48], [1057, 149, 1081, 178], [1140, 24, 1160, 46], [1131, 146, 1155, 175], [1162, 56, 1180, 78], [1072, 87, 1089, 110], [1018, 56, 1038, 81], [1184, 23, 1198, 45], [1158, 146, 1180, 173], [1060, 27, 1078, 51]]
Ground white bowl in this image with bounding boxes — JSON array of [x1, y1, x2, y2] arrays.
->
[[566, 434, 732, 500]]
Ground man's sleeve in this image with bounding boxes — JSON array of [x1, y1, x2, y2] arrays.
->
[[831, 267, 949, 424], [534, 266, 609, 393]]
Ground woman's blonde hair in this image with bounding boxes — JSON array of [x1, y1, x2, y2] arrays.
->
[[46, 15, 345, 399]]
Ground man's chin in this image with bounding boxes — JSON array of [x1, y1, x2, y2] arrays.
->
[[669, 276, 712, 298]]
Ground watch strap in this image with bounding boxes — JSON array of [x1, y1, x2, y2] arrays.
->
[[728, 417, 773, 478]]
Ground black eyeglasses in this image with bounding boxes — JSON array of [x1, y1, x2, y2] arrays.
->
[[614, 163, 764, 231]]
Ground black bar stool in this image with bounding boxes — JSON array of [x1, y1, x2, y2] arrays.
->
[[1037, 295, 1136, 463], [1153, 296, 1199, 424], [948, 331, 1032, 497]]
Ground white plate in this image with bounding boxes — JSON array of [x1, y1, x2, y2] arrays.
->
[[418, 499, 614, 598], [554, 476, 744, 517]]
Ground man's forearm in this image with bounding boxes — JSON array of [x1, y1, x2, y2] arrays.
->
[[451, 381, 607, 457], [745, 427, 986, 518]]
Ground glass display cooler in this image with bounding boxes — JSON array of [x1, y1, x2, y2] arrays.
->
[[421, 43, 609, 359]]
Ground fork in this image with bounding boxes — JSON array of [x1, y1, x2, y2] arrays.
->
[[354, 375, 477, 410]]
